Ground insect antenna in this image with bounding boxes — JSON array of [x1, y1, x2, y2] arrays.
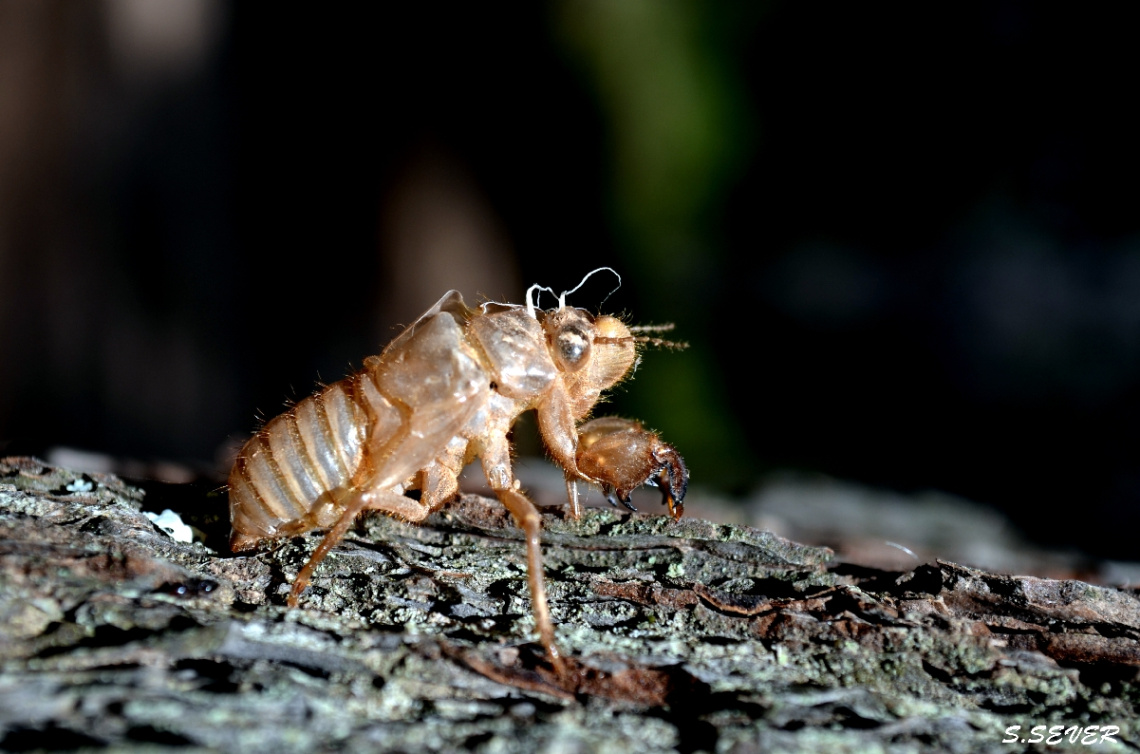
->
[[595, 334, 688, 350], [628, 323, 675, 333], [633, 335, 688, 349], [634, 335, 688, 349]]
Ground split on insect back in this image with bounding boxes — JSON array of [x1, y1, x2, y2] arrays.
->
[[227, 268, 689, 676]]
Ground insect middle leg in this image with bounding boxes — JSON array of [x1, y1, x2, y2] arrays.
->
[[480, 439, 566, 675]]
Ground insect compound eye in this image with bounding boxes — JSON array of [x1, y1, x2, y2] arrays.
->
[[555, 327, 592, 372]]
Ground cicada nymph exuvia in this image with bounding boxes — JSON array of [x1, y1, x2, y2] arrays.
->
[[227, 268, 687, 673]]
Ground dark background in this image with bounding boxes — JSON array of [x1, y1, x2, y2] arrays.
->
[[1, 1, 1137, 559]]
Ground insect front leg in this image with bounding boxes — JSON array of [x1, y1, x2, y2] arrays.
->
[[535, 382, 582, 478], [564, 477, 583, 520], [536, 383, 590, 524], [570, 416, 690, 521], [480, 433, 566, 675]]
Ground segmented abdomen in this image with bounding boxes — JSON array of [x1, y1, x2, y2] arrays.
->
[[228, 372, 398, 549]]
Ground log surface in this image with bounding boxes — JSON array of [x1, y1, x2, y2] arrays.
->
[[1, 457, 1137, 752]]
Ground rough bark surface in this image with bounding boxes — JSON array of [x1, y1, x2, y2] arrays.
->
[[1, 457, 1137, 753]]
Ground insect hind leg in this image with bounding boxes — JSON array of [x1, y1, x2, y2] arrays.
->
[[359, 488, 434, 521], [288, 487, 431, 607]]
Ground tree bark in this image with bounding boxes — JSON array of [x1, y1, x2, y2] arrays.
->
[[1, 456, 1137, 752]]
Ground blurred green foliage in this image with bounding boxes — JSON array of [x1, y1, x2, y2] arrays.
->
[[555, 0, 760, 488]]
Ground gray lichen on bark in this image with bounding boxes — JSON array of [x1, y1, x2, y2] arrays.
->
[[1, 457, 1137, 752]]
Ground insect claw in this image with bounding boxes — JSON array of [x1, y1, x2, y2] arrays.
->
[[618, 493, 638, 513], [599, 484, 618, 508], [652, 446, 688, 522]]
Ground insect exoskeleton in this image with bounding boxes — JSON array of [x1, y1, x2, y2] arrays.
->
[[227, 269, 686, 674]]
